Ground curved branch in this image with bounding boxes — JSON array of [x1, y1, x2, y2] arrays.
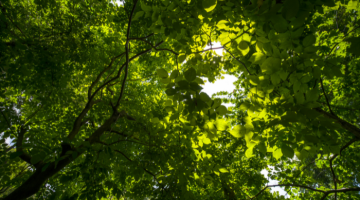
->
[[251, 184, 324, 199], [251, 184, 360, 200], [67, 42, 163, 140], [16, 127, 34, 167], [114, 0, 138, 109], [88, 52, 125, 100], [320, 188, 360, 200], [320, 77, 335, 116], [134, 38, 179, 56], [222, 46, 252, 75], [314, 108, 360, 139]]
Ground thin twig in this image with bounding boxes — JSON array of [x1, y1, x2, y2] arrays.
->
[[135, 38, 179, 55], [320, 77, 335, 115], [113, 150, 163, 186], [126, 74, 156, 81], [128, 33, 154, 40], [192, 46, 224, 54], [329, 158, 337, 200], [88, 52, 125, 100], [0, 4, 26, 37], [223, 46, 252, 75]]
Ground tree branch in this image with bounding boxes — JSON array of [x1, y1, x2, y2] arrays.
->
[[314, 108, 360, 139], [128, 33, 154, 40], [107, 129, 129, 137], [329, 157, 337, 200], [134, 38, 179, 55], [192, 46, 224, 54], [320, 77, 335, 115], [67, 42, 162, 141], [126, 74, 156, 81], [320, 188, 360, 200], [222, 46, 252, 75], [113, 150, 162, 186], [328, 137, 359, 199], [251, 184, 360, 200], [0, 3, 26, 38], [16, 127, 33, 167], [114, 0, 138, 109], [88, 52, 125, 100], [24, 104, 44, 125], [112, 41, 163, 108]]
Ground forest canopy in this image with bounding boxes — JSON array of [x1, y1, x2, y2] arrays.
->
[[1, 0, 360, 199]]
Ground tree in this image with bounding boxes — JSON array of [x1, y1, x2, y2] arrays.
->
[[0, 0, 360, 199]]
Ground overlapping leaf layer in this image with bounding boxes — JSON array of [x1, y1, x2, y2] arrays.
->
[[1, 0, 360, 199]]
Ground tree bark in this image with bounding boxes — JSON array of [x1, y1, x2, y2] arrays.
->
[[3, 111, 122, 200], [315, 108, 360, 139], [3, 156, 74, 200]]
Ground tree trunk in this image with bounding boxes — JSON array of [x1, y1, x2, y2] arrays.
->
[[3, 157, 74, 200], [3, 112, 119, 199]]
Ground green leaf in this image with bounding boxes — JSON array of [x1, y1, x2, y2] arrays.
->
[[347, 0, 359, 10], [184, 67, 196, 82], [239, 41, 249, 53], [170, 70, 179, 79], [281, 145, 294, 158], [306, 88, 319, 102], [212, 98, 222, 109], [177, 80, 189, 89], [229, 125, 245, 138], [151, 117, 160, 123], [272, 15, 288, 33], [217, 20, 228, 29], [271, 73, 281, 85], [345, 37, 360, 56], [249, 75, 260, 85], [199, 92, 211, 102], [295, 92, 304, 104], [258, 143, 267, 155], [245, 148, 254, 158], [273, 147, 283, 160], [203, 137, 211, 144], [141, 2, 152, 12], [157, 68, 168, 78], [132, 11, 144, 21], [160, 78, 171, 84], [215, 118, 228, 131], [216, 105, 227, 116], [302, 35, 316, 47], [240, 102, 250, 111], [165, 88, 176, 96], [283, 0, 299, 19], [203, 0, 217, 12], [178, 54, 186, 63], [219, 168, 229, 173]]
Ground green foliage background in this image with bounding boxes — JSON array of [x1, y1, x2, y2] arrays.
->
[[0, 0, 360, 199]]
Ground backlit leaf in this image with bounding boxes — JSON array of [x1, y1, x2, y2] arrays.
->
[[203, 0, 217, 12]]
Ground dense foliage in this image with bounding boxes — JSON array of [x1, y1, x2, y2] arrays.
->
[[1, 0, 360, 199]]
